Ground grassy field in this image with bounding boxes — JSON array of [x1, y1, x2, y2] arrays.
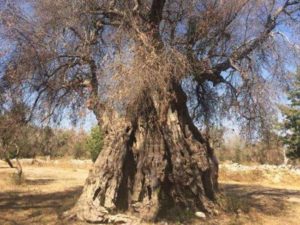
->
[[1, 160, 300, 225]]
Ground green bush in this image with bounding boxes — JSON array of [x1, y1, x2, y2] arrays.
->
[[86, 126, 104, 162]]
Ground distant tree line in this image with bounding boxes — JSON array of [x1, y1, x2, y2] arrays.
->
[[216, 132, 285, 165], [280, 69, 300, 160], [0, 104, 103, 161]]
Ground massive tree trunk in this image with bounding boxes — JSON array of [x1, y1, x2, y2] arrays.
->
[[69, 85, 218, 223]]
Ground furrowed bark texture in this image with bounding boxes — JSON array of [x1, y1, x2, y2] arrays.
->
[[71, 86, 218, 223]]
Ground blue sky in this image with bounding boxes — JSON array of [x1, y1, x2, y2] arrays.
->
[[59, 112, 98, 131], [1, 0, 299, 134]]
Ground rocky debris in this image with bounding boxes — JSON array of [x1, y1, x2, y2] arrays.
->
[[107, 214, 139, 224], [195, 211, 206, 219], [213, 209, 220, 215], [157, 222, 169, 225], [220, 162, 300, 186], [220, 163, 300, 176], [70, 159, 92, 166]]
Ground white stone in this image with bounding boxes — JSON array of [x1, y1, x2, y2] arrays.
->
[[195, 211, 206, 219]]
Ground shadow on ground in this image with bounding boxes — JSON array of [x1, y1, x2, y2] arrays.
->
[[1, 182, 300, 225], [24, 178, 56, 185], [220, 183, 300, 215], [0, 187, 83, 225]]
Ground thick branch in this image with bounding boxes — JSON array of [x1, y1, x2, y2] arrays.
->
[[192, 0, 300, 90], [213, 0, 297, 74]]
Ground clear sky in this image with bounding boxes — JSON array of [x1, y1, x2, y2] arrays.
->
[[0, 0, 299, 134], [59, 112, 98, 131]]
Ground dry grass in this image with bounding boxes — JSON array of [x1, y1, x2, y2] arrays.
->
[[0, 160, 90, 225], [213, 164, 300, 225], [1, 161, 300, 225]]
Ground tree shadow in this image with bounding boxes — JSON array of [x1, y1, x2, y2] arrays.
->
[[220, 183, 300, 215], [24, 178, 55, 185], [1, 182, 299, 224], [0, 187, 83, 225]]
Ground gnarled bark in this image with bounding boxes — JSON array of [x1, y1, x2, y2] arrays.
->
[[68, 86, 218, 223]]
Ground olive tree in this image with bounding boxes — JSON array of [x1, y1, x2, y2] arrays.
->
[[1, 0, 300, 222]]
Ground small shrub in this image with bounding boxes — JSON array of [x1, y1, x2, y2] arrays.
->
[[73, 141, 89, 159], [218, 192, 250, 214], [10, 173, 26, 185], [86, 126, 104, 162]]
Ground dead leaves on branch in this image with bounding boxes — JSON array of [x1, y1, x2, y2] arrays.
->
[[108, 45, 190, 114]]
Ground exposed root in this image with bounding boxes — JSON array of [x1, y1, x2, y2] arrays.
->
[[63, 207, 140, 224]]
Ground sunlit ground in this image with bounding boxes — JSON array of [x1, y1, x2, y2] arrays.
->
[[1, 160, 300, 225]]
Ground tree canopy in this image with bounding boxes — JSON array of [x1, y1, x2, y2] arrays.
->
[[0, 0, 299, 132]]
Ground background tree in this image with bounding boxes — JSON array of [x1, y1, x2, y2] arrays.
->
[[280, 69, 300, 159], [86, 126, 104, 162], [38, 126, 55, 157], [0, 102, 28, 177], [1, 0, 300, 223]]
